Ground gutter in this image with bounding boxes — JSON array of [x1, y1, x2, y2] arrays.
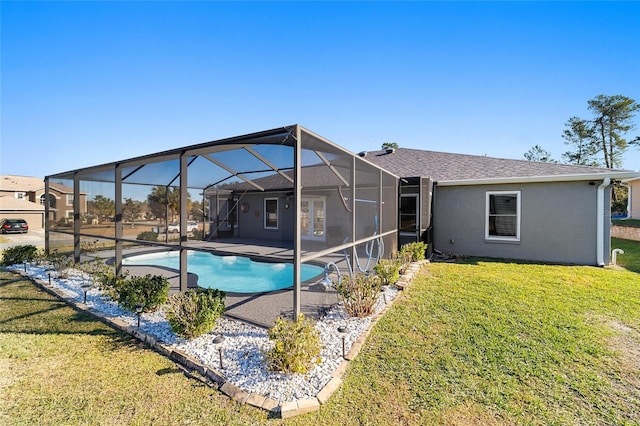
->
[[437, 171, 640, 187], [596, 177, 611, 266]]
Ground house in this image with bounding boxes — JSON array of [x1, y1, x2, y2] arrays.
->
[[362, 148, 638, 266], [0, 175, 88, 229], [43, 125, 639, 314], [204, 144, 639, 267], [623, 178, 640, 219]]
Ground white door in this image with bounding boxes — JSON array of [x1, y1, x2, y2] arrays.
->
[[300, 197, 326, 240]]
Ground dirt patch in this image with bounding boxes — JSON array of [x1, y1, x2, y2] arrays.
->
[[439, 401, 507, 426], [607, 320, 640, 389]]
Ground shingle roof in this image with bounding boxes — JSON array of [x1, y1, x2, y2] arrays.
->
[[360, 148, 632, 182], [0, 196, 45, 211], [0, 175, 44, 191]]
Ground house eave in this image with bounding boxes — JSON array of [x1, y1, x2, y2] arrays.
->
[[436, 171, 640, 187]]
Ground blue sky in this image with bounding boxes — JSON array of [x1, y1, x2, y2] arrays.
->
[[2, 1, 639, 178]]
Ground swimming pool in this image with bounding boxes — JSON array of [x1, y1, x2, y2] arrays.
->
[[122, 251, 324, 293]]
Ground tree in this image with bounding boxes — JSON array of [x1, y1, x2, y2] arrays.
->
[[562, 95, 639, 168], [524, 145, 556, 163], [89, 195, 115, 223], [587, 94, 639, 169], [561, 117, 598, 166], [190, 200, 206, 222], [146, 186, 189, 223], [381, 142, 399, 150], [122, 198, 144, 225]]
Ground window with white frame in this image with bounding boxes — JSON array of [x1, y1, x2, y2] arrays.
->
[[15, 192, 25, 200], [66, 194, 74, 206], [264, 198, 278, 229], [486, 191, 521, 241]]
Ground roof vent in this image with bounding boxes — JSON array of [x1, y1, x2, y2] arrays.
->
[[385, 148, 396, 154], [358, 151, 367, 157]]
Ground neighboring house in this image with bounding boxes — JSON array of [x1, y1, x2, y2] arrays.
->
[[0, 175, 87, 228], [1, 175, 46, 230], [624, 178, 640, 219]]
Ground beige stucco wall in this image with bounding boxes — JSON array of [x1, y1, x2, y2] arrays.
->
[[629, 180, 640, 219]]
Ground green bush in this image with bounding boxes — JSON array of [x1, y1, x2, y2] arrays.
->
[[136, 231, 158, 241], [166, 288, 226, 338], [400, 241, 427, 262], [55, 217, 72, 227], [80, 239, 101, 253], [374, 257, 401, 286], [265, 314, 322, 374], [335, 273, 382, 318], [1, 245, 38, 266], [109, 274, 169, 313], [190, 229, 204, 241], [45, 250, 74, 278]]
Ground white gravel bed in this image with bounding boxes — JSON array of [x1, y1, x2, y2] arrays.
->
[[8, 263, 399, 403]]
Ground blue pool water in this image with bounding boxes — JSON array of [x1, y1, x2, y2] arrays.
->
[[122, 251, 324, 293]]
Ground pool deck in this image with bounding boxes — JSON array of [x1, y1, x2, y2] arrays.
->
[[85, 239, 349, 328]]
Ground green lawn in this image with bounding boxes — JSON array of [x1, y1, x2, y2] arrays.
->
[[2, 244, 640, 425]]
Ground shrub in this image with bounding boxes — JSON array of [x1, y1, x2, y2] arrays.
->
[[335, 273, 382, 318], [1, 245, 39, 266], [166, 289, 226, 338], [400, 241, 427, 262], [136, 231, 158, 241], [55, 217, 72, 227], [265, 314, 322, 374], [46, 250, 74, 278], [109, 274, 169, 313], [374, 257, 401, 286], [80, 239, 101, 253], [190, 229, 204, 241]]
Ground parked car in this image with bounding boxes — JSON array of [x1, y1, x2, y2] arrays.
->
[[167, 221, 199, 233], [0, 218, 29, 234]]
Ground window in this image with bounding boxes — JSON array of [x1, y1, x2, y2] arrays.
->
[[66, 194, 74, 206], [264, 198, 278, 229], [15, 192, 25, 200], [486, 191, 520, 241]]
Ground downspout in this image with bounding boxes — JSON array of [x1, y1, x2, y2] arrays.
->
[[429, 181, 437, 259], [596, 177, 611, 266]]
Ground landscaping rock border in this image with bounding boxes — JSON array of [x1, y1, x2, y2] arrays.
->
[[12, 259, 428, 418]]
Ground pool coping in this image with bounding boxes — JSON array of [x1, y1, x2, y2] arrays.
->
[[15, 259, 428, 419]]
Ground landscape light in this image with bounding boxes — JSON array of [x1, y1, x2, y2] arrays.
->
[[338, 325, 348, 359], [213, 335, 225, 369], [134, 303, 144, 328], [81, 283, 91, 303]]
